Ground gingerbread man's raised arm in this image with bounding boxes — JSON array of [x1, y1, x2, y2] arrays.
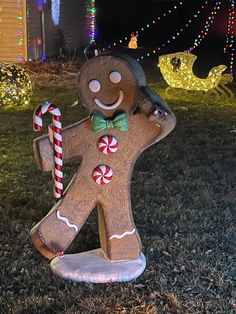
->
[[135, 86, 176, 141], [34, 117, 89, 172]]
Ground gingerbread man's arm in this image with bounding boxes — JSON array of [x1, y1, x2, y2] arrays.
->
[[135, 86, 176, 141], [33, 118, 89, 172]]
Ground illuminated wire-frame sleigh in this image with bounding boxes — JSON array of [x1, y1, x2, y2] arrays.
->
[[158, 51, 234, 101]]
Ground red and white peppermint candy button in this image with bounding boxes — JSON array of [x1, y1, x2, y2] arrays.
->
[[93, 164, 113, 185], [98, 135, 118, 155]]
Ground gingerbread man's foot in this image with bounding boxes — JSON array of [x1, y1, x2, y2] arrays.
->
[[106, 230, 142, 261]]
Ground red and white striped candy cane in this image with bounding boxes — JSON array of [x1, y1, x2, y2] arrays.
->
[[33, 102, 63, 200]]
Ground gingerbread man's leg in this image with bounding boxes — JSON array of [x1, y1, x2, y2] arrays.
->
[[98, 189, 142, 261], [31, 177, 97, 259]]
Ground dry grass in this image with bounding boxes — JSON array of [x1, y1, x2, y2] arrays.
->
[[0, 62, 235, 313]]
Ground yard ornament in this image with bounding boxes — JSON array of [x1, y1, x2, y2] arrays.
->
[[0, 63, 33, 106], [158, 51, 234, 100], [128, 32, 138, 49], [30, 53, 176, 283], [33, 103, 63, 199]]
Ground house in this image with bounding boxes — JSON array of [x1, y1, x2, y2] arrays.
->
[[0, 0, 96, 63]]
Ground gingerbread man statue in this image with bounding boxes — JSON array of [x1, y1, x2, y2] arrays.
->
[[31, 53, 176, 282]]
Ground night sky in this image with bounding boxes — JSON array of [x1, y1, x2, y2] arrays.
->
[[96, 0, 229, 50]]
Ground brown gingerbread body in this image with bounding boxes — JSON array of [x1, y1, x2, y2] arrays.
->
[[31, 54, 176, 261]]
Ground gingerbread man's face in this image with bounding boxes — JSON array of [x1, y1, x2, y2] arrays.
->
[[78, 55, 145, 116]]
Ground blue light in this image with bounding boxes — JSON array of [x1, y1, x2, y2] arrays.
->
[[38, 0, 43, 11], [42, 52, 46, 61], [51, 0, 60, 26]]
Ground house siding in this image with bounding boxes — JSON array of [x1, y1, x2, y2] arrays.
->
[[27, 0, 90, 60], [26, 0, 42, 60], [44, 2, 59, 58], [59, 0, 88, 52], [0, 0, 27, 62], [26, 0, 58, 60]]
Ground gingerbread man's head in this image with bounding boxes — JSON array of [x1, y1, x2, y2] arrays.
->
[[78, 54, 146, 116]]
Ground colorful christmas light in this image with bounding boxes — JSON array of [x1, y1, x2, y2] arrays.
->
[[136, 0, 210, 61], [224, 0, 235, 75], [86, 0, 96, 43], [16, 0, 27, 62], [108, 1, 184, 47], [189, 1, 221, 51]]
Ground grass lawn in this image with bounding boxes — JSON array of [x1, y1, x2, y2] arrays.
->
[[0, 63, 236, 314]]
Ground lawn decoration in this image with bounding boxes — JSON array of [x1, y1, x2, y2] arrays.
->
[[33, 102, 63, 200], [128, 32, 138, 49], [0, 63, 33, 107], [30, 53, 176, 283], [159, 51, 234, 100]]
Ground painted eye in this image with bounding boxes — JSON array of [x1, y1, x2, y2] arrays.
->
[[88, 80, 101, 92], [109, 71, 121, 84]]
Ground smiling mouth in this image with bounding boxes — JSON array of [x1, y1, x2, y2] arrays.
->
[[94, 90, 124, 110]]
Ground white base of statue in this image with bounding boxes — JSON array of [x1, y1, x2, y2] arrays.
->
[[50, 248, 146, 283]]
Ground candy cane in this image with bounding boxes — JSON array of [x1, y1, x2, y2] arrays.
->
[[33, 102, 63, 200]]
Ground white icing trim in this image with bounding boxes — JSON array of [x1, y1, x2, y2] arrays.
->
[[109, 228, 136, 240], [94, 90, 124, 110], [56, 210, 78, 232]]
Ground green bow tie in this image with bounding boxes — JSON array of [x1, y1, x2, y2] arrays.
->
[[91, 111, 128, 133]]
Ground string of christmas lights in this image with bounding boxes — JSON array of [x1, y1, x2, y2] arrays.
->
[[189, 1, 221, 51], [109, 1, 184, 47], [86, 0, 96, 43], [16, 0, 24, 62], [224, 2, 233, 51], [224, 0, 235, 74], [136, 0, 211, 61]]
